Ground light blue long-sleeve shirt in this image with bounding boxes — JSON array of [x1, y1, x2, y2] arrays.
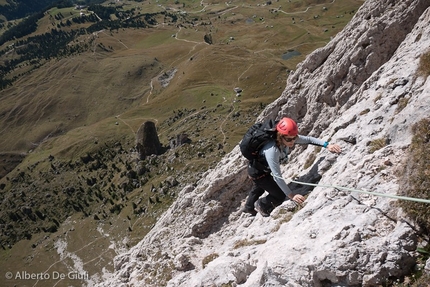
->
[[259, 135, 327, 197]]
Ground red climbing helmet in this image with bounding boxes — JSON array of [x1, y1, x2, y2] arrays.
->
[[276, 117, 298, 136]]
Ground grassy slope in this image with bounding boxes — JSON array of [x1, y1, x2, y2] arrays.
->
[[0, 0, 363, 285], [0, 0, 361, 154]]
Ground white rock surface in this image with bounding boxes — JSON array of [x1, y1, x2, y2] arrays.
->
[[96, 0, 430, 286]]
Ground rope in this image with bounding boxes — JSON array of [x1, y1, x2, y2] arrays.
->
[[271, 173, 430, 204]]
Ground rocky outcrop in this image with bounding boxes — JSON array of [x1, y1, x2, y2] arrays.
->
[[136, 121, 163, 159], [261, 0, 430, 136], [98, 1, 430, 286], [0, 152, 26, 179], [169, 133, 191, 149]]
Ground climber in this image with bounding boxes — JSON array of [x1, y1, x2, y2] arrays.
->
[[242, 117, 342, 217]]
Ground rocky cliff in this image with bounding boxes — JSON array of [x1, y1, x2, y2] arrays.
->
[[136, 121, 163, 160], [97, 0, 430, 286]]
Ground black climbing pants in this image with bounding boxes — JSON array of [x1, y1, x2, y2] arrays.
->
[[245, 175, 287, 213]]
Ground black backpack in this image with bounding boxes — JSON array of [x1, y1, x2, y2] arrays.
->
[[239, 119, 277, 161]]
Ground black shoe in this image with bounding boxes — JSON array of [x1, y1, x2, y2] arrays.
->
[[241, 206, 257, 216], [254, 199, 270, 217]]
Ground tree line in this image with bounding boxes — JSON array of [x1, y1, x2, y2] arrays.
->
[[0, 4, 180, 89], [0, 0, 106, 21]]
